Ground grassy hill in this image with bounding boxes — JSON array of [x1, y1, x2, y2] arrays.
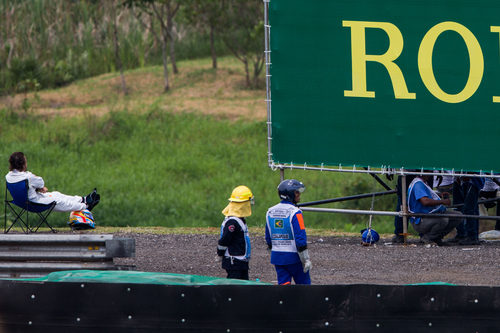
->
[[2, 57, 265, 120], [0, 57, 397, 233]]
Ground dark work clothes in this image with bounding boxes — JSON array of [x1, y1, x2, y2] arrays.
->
[[221, 256, 248, 271], [225, 267, 249, 280], [218, 218, 247, 258], [218, 217, 250, 279], [454, 179, 482, 240]]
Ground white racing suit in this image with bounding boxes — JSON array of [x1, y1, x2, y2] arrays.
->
[[6, 170, 87, 212]]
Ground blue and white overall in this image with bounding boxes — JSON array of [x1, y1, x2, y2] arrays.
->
[[265, 200, 310, 285]]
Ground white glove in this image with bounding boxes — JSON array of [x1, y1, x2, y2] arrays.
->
[[298, 249, 312, 273]]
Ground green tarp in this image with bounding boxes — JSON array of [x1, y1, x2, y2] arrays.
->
[[269, 0, 500, 172], [11, 270, 455, 286], [407, 281, 456, 286], [15, 270, 270, 286]]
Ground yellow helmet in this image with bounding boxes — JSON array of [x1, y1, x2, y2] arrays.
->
[[228, 185, 254, 202]]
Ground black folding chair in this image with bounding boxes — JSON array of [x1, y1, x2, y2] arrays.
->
[[4, 180, 57, 233]]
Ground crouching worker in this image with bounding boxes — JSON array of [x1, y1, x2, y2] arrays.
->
[[266, 179, 311, 285], [217, 185, 253, 280], [6, 152, 100, 212], [407, 173, 462, 246]]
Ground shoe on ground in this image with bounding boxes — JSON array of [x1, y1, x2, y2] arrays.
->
[[445, 235, 467, 243], [458, 237, 481, 246], [420, 237, 449, 246], [391, 235, 405, 244], [432, 238, 450, 247], [420, 236, 433, 244]]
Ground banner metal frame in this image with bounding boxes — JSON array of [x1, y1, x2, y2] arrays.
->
[[263, 0, 500, 242]]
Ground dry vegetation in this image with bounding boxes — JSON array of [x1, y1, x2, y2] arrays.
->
[[0, 57, 266, 121]]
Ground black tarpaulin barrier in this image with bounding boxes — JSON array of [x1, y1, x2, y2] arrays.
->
[[0, 279, 498, 332]]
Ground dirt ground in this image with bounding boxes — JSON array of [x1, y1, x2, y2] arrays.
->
[[113, 233, 500, 286]]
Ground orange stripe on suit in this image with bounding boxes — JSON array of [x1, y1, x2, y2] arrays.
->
[[296, 213, 305, 230]]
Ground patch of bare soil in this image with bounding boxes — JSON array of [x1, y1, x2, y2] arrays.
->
[[114, 233, 500, 286]]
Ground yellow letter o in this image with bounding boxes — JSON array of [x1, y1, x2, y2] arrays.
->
[[418, 22, 484, 103]]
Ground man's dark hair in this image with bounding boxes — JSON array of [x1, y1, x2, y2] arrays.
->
[[9, 152, 26, 171]]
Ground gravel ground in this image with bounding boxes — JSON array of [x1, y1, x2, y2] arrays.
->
[[114, 233, 500, 286]]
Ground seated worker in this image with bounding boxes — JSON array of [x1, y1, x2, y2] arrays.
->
[[407, 173, 462, 246], [217, 185, 253, 280], [6, 152, 100, 212]]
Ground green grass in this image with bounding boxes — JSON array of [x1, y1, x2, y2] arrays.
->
[[29, 226, 412, 240], [0, 108, 399, 233], [0, 56, 401, 234]]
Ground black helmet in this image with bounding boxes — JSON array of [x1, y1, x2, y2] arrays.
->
[[277, 179, 305, 204]]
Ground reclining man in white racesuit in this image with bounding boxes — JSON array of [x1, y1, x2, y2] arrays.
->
[[6, 151, 100, 212]]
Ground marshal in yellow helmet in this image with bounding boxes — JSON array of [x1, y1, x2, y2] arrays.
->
[[223, 185, 254, 217], [228, 185, 254, 203]]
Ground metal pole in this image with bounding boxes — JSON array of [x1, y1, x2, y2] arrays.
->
[[3, 186, 6, 233], [363, 167, 392, 191], [401, 175, 408, 243], [410, 212, 500, 220], [451, 197, 499, 208], [301, 207, 500, 220], [299, 190, 396, 207], [301, 207, 400, 217], [263, 0, 273, 168], [268, 163, 500, 179]]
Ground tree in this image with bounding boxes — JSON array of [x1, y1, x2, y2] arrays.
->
[[110, 0, 128, 95], [218, 0, 264, 88], [0, 1, 18, 69], [124, 0, 181, 92], [183, 0, 223, 69]]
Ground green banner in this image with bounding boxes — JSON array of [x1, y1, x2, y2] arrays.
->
[[269, 0, 500, 172]]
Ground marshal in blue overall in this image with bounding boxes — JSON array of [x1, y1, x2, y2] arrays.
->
[[265, 179, 311, 285]]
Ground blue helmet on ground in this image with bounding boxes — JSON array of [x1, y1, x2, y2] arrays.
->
[[361, 228, 379, 245], [277, 179, 305, 204]]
